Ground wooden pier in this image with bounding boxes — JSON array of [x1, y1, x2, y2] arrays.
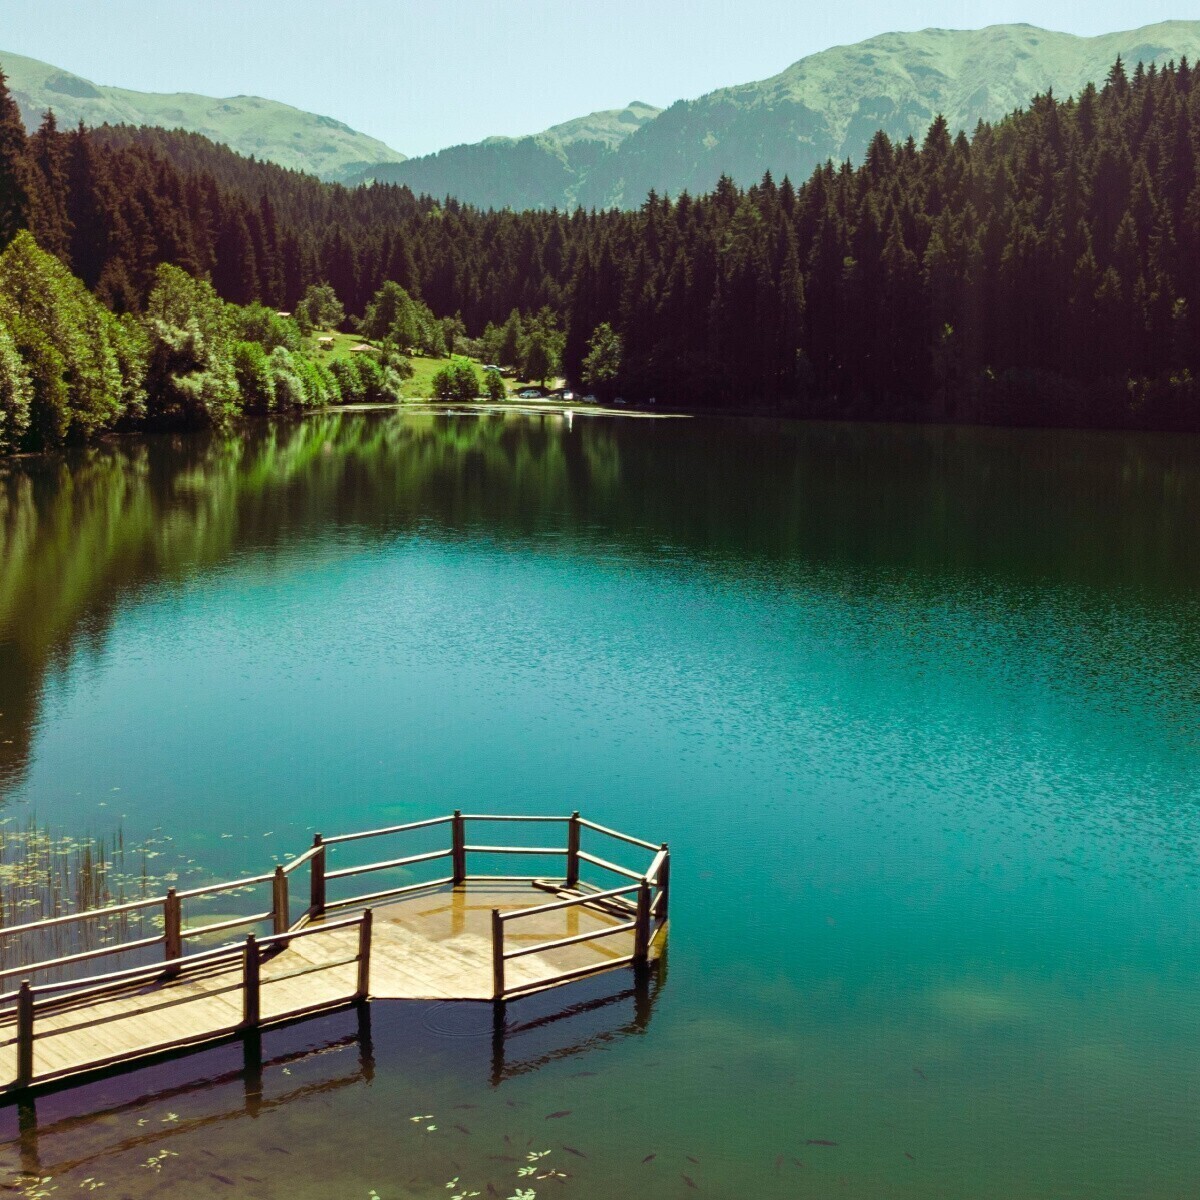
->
[[0, 813, 669, 1096]]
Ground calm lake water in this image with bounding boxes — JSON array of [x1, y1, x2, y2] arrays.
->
[[1, 409, 1200, 1198]]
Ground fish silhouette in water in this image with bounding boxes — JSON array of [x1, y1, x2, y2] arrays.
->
[[546, 1110, 572, 1120], [904, 1152, 916, 1162], [505, 1100, 523, 1108], [682, 1175, 699, 1190], [642, 1153, 656, 1164], [487, 1186, 501, 1198], [210, 1175, 235, 1187], [562, 1146, 587, 1159], [687, 1155, 700, 1163], [453, 1103, 478, 1110], [807, 1139, 839, 1147], [792, 1159, 806, 1169], [913, 1067, 927, 1081], [454, 1124, 471, 1135], [488, 1155, 518, 1163], [774, 1154, 784, 1171]]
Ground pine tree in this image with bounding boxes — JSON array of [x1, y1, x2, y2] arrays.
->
[[0, 70, 32, 250]]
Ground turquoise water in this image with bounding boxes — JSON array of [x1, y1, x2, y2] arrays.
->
[[2, 411, 1200, 1197]]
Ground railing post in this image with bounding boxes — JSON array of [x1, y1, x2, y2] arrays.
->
[[451, 810, 466, 885], [633, 880, 651, 964], [16, 981, 34, 1089], [565, 811, 581, 888], [491, 908, 505, 1000], [163, 887, 182, 971], [657, 844, 670, 922], [356, 908, 373, 1001], [242, 935, 260, 1029], [272, 865, 289, 934], [310, 834, 326, 916]]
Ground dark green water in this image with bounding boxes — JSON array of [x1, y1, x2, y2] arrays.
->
[[2, 410, 1200, 1198]]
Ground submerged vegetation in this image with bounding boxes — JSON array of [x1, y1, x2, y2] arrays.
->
[[0, 818, 162, 976]]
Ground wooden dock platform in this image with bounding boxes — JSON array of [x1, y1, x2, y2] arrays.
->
[[0, 814, 669, 1096]]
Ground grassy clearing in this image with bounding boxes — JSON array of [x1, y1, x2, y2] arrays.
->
[[306, 330, 510, 400]]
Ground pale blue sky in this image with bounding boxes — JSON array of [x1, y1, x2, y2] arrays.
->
[[0, 1, 1191, 155]]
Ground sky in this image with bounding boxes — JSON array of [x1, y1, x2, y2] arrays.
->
[[0, 0, 1193, 156]]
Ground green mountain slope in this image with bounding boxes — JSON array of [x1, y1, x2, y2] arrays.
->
[[585, 21, 1200, 207], [0, 50, 406, 182], [357, 21, 1200, 209], [352, 102, 660, 207]]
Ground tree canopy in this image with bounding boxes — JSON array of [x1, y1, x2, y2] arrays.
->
[[1, 55, 1200, 437]]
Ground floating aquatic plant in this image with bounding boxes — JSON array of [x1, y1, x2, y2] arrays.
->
[[0, 820, 183, 984]]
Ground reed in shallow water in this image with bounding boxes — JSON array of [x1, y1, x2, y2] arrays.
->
[[0, 817, 162, 981]]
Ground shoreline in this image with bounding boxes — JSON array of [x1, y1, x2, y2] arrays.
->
[[338, 399, 691, 419]]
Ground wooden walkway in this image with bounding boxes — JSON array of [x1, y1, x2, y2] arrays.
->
[[0, 814, 669, 1095]]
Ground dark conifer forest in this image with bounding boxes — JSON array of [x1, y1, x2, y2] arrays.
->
[[2, 55, 1200, 449]]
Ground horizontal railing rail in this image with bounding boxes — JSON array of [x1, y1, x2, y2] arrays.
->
[[0, 810, 669, 1051], [4, 910, 372, 1090]]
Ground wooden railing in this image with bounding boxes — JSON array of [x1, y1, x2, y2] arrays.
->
[[0, 911, 371, 1090], [0, 811, 668, 1085], [486, 813, 670, 1000]]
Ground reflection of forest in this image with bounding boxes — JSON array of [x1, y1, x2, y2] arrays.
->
[[3, 410, 1200, 790]]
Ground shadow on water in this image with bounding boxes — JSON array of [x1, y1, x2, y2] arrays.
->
[[0, 957, 664, 1184]]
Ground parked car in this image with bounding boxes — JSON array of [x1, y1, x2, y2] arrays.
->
[[517, 388, 544, 399]]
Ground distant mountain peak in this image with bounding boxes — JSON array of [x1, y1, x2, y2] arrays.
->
[[0, 50, 406, 182], [352, 20, 1200, 210]]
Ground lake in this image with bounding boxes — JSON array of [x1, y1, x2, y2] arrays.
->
[[1, 409, 1199, 1198]]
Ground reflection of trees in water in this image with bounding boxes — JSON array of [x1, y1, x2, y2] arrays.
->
[[0, 412, 619, 792], [3, 412, 1200, 791]]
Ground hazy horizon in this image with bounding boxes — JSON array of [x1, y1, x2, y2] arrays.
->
[[0, 0, 1193, 156]]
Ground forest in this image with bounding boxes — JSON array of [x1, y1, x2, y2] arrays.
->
[[1, 53, 1199, 450]]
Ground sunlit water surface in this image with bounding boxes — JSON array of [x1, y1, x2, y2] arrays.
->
[[1, 411, 1199, 1198]]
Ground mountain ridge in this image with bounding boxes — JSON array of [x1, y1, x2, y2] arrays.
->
[[363, 20, 1200, 209], [0, 49, 407, 182]]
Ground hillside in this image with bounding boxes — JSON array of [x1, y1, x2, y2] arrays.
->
[[352, 101, 660, 208], [0, 50, 406, 182], [355, 21, 1200, 209]]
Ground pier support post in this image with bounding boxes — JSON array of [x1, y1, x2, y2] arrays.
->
[[15, 980, 33, 1089], [163, 887, 182, 972], [566, 811, 581, 888], [633, 881, 651, 964], [356, 908, 373, 1001], [242, 1028, 263, 1119], [272, 866, 289, 934], [243, 935, 261, 1029], [451, 810, 466, 885], [657, 844, 670, 923], [16, 1094, 38, 1176], [310, 833, 326, 917], [491, 908, 505, 999], [490, 997, 507, 1087]]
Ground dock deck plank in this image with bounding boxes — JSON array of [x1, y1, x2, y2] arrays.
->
[[0, 880, 660, 1092]]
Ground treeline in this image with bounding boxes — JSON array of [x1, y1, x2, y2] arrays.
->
[[0, 230, 409, 452], [2, 56, 1200, 432]]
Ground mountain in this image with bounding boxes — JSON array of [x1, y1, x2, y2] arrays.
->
[[354, 21, 1200, 209], [350, 101, 660, 207], [0, 50, 406, 182]]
